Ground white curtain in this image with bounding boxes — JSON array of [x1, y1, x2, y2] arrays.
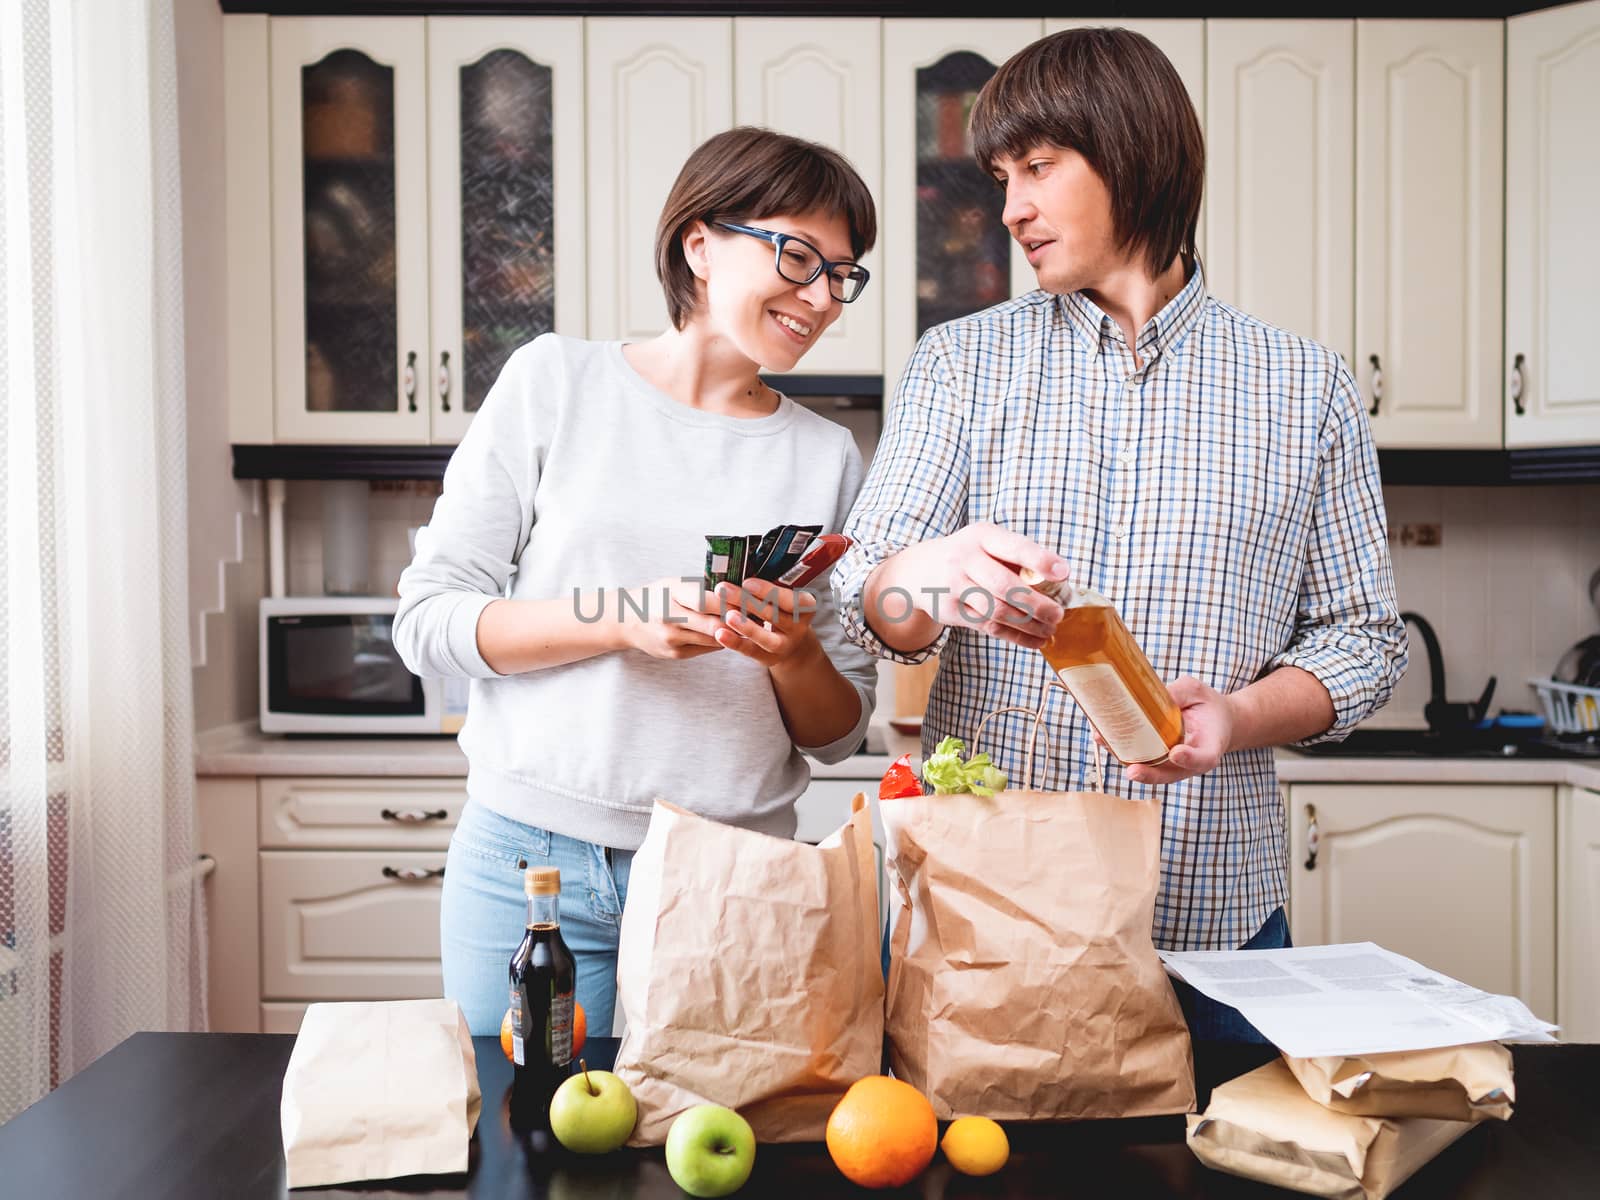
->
[[1, 0, 204, 1122]]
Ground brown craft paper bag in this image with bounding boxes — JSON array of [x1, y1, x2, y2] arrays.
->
[[1187, 1058, 1475, 1199], [1282, 1042, 1514, 1122], [882, 691, 1194, 1120], [280, 998, 481, 1189], [611, 796, 883, 1144]]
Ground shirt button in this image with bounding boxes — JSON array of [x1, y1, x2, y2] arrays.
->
[[1113, 525, 1130, 540], [1118, 450, 1136, 466]]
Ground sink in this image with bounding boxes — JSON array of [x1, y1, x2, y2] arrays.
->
[[1294, 727, 1592, 759]]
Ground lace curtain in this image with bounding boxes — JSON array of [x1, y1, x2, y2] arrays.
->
[[1, 0, 205, 1122]]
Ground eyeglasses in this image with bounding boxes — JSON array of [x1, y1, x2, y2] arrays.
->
[[713, 222, 870, 304]]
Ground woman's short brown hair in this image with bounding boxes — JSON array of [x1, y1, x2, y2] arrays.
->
[[970, 28, 1204, 279], [655, 126, 877, 330]]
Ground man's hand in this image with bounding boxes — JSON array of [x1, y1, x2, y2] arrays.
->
[[710, 578, 820, 671], [869, 523, 1072, 651], [618, 576, 725, 660], [1121, 676, 1237, 786]]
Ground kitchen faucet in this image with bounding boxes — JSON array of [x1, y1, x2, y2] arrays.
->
[[1400, 611, 1496, 734]]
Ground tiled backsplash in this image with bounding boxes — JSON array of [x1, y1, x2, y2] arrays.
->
[[1378, 484, 1600, 727], [282, 478, 1600, 732]]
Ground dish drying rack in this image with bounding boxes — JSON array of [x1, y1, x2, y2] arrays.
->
[[1529, 678, 1600, 735]]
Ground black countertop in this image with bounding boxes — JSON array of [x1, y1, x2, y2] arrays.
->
[[1, 1034, 1596, 1199]]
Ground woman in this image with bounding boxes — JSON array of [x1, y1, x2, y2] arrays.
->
[[394, 127, 880, 1039]]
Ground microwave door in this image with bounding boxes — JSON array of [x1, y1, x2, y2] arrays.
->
[[268, 613, 423, 717]]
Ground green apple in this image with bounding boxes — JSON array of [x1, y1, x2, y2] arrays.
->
[[664, 1104, 756, 1198], [548, 1062, 637, 1155]]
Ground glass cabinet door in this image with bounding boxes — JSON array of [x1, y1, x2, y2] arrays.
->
[[271, 19, 429, 443], [883, 21, 1041, 408], [428, 19, 585, 445]]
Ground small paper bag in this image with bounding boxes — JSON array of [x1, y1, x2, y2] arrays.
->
[[1187, 1058, 1475, 1199], [281, 998, 481, 1189], [883, 689, 1194, 1120], [611, 796, 883, 1144], [1282, 1042, 1514, 1122]]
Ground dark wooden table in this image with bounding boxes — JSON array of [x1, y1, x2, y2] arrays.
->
[[1, 1034, 1595, 1199]]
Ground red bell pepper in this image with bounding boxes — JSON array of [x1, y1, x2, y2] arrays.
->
[[878, 753, 923, 800]]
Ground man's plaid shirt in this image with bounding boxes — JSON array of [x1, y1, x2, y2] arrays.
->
[[835, 266, 1407, 951]]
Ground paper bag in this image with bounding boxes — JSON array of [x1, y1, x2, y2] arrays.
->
[[1187, 1058, 1475, 1199], [1282, 1042, 1514, 1122], [281, 998, 481, 1189], [611, 796, 884, 1144], [882, 693, 1193, 1120]]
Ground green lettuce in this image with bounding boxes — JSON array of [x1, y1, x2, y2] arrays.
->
[[921, 736, 1008, 797]]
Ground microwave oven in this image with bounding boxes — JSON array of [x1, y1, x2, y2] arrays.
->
[[259, 597, 467, 735]]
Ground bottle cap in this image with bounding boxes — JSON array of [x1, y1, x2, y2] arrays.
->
[[525, 867, 560, 896], [1019, 565, 1073, 603]]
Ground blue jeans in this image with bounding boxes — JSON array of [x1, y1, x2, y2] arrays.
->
[[1171, 907, 1292, 1043], [440, 800, 633, 1038]]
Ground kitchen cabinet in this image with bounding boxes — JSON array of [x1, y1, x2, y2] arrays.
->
[[1287, 783, 1556, 1021], [1505, 0, 1600, 448], [882, 19, 1043, 408], [1558, 787, 1600, 1042], [1355, 21, 1504, 449], [234, 15, 584, 445], [733, 19, 883, 374], [1206, 20, 1354, 366], [584, 19, 733, 345]]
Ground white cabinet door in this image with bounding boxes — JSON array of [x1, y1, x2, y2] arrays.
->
[[426, 18, 585, 445], [883, 20, 1043, 409], [1356, 21, 1504, 449], [1207, 21, 1354, 364], [1505, 0, 1600, 447], [585, 19, 734, 343], [1558, 787, 1600, 1041], [1288, 784, 1556, 1020], [270, 18, 431, 443], [734, 19, 882, 374], [258, 777, 463, 850], [261, 849, 446, 1000]]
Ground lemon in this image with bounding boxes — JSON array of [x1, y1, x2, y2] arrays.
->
[[940, 1116, 1009, 1176]]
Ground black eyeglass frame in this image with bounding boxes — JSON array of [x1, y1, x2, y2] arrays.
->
[[712, 221, 871, 304]]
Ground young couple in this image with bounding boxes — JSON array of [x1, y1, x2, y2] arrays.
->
[[395, 28, 1405, 1047]]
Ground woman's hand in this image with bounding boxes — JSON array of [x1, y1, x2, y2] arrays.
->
[[619, 577, 726, 660], [711, 579, 821, 671]]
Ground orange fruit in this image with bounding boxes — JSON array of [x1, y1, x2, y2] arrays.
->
[[501, 1001, 587, 1062], [826, 1075, 938, 1189]]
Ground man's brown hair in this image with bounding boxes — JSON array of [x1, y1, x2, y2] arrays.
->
[[970, 28, 1204, 279], [655, 126, 877, 330]]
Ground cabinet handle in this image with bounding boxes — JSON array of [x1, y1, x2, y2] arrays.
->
[[382, 865, 445, 881], [1367, 355, 1383, 416], [1304, 803, 1320, 871], [437, 350, 452, 413], [403, 350, 418, 413], [381, 807, 448, 824], [1510, 353, 1526, 416]]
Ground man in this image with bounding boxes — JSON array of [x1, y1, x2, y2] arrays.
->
[[835, 27, 1407, 1040]]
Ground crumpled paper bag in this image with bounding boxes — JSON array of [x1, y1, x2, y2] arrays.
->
[[1282, 1042, 1514, 1122], [611, 796, 883, 1144], [882, 785, 1194, 1120], [1187, 1058, 1475, 1199], [281, 998, 481, 1189]]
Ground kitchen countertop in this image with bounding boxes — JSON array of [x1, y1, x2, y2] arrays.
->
[[3, 1033, 1594, 1200], [196, 721, 1600, 790]]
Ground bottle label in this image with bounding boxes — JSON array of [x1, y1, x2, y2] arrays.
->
[[549, 992, 574, 1066], [1060, 663, 1170, 765], [509, 986, 525, 1067]]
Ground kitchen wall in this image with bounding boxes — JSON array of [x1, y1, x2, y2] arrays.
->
[[1379, 484, 1600, 728]]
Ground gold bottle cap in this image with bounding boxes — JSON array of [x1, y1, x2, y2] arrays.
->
[[1019, 565, 1071, 602], [525, 867, 560, 896]]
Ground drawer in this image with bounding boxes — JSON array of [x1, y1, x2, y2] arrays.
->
[[259, 778, 463, 850], [260, 850, 446, 1000]]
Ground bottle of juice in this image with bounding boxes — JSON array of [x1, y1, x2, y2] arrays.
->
[[509, 866, 576, 1131], [1023, 570, 1184, 766]]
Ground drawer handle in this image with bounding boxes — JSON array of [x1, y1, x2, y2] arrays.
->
[[1304, 804, 1320, 872], [381, 808, 448, 823], [382, 865, 445, 881]]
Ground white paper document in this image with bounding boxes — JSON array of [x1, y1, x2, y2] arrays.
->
[[1158, 942, 1558, 1058]]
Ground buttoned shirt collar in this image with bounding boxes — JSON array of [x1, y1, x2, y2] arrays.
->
[[1059, 258, 1209, 364]]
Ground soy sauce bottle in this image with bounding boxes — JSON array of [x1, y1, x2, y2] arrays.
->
[[509, 866, 576, 1131]]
